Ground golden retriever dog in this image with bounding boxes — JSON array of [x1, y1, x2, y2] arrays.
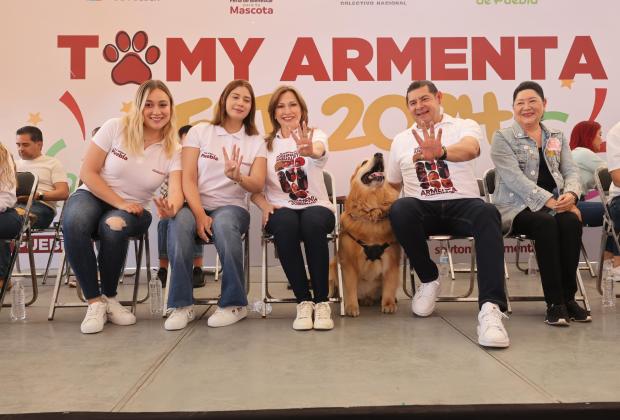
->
[[330, 152, 401, 317]]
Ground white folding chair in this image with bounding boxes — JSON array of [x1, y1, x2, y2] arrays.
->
[[594, 166, 620, 298]]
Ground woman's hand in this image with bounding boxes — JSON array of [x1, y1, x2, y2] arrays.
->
[[153, 197, 175, 219], [261, 202, 280, 227], [568, 205, 582, 222], [544, 197, 558, 210], [195, 212, 213, 243], [222, 144, 243, 182], [554, 193, 577, 212], [291, 122, 315, 157], [118, 201, 144, 216]]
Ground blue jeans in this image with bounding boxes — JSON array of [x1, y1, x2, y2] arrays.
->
[[167, 205, 250, 309], [577, 200, 616, 254], [17, 201, 55, 229], [157, 218, 202, 260], [62, 189, 152, 300], [0, 209, 24, 279], [389, 197, 508, 311], [606, 197, 620, 255]]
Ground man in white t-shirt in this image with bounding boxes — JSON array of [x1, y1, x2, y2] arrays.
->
[[387, 80, 509, 348], [15, 126, 69, 229]]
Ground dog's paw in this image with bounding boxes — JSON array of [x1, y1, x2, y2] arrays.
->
[[381, 298, 397, 314], [345, 303, 360, 317]]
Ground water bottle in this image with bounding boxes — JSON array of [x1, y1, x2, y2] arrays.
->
[[438, 248, 449, 282], [248, 299, 272, 315], [527, 252, 539, 277], [10, 278, 26, 321], [602, 259, 616, 312], [149, 277, 164, 315]]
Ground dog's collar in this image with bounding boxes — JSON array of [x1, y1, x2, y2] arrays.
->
[[344, 231, 394, 261]]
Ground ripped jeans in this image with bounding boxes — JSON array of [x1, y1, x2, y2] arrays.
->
[[62, 189, 152, 300]]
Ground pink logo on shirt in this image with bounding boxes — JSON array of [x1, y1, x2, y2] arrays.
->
[[111, 147, 128, 161], [200, 151, 218, 161]]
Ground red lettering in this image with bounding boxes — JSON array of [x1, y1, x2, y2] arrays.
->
[[332, 38, 374, 81], [377, 38, 426, 81], [57, 35, 99, 79], [518, 37, 557, 80], [219, 38, 264, 80], [431, 37, 468, 80], [166, 38, 216, 81], [559, 36, 607, 80], [281, 38, 330, 81], [471, 37, 515, 80]]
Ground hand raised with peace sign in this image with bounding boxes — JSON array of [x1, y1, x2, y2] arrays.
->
[[291, 122, 315, 157], [411, 121, 443, 162], [222, 144, 243, 183]]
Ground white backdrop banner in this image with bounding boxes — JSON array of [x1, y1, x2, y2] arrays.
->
[[2, 0, 614, 265]]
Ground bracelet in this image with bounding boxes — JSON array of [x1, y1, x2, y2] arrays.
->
[[438, 146, 448, 161], [568, 191, 579, 204]]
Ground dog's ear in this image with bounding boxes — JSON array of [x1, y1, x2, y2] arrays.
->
[[350, 164, 361, 184]]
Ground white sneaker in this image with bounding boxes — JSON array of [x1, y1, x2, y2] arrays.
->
[[81, 301, 107, 334], [412, 280, 440, 317], [313, 302, 334, 330], [164, 306, 195, 331], [207, 305, 247, 327], [477, 302, 510, 348], [103, 295, 136, 326], [293, 301, 314, 330]]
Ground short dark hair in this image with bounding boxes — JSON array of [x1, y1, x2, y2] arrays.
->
[[91, 126, 101, 137], [513, 81, 545, 103], [406, 80, 438, 99], [178, 124, 192, 138], [16, 126, 43, 142]]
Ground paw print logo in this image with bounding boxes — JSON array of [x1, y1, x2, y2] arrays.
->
[[103, 31, 160, 86]]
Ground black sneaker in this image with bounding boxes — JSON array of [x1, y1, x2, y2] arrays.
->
[[545, 304, 570, 326], [192, 267, 206, 288], [157, 267, 167, 288], [566, 300, 592, 322]]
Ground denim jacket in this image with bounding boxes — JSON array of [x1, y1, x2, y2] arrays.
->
[[490, 121, 582, 235]]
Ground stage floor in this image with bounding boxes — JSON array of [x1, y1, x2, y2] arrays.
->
[[2, 265, 619, 414]]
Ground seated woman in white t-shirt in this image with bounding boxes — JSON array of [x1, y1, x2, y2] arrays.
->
[[0, 144, 22, 292], [62, 80, 183, 334], [251, 86, 335, 331], [164, 79, 267, 331]]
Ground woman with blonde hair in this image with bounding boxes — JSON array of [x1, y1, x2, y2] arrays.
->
[[62, 80, 184, 334], [0, 143, 21, 290], [164, 79, 266, 331], [251, 86, 335, 331]]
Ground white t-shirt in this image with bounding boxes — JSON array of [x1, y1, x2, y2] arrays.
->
[[0, 153, 16, 213], [387, 114, 482, 201], [262, 129, 332, 210], [80, 118, 182, 207], [17, 155, 68, 209], [606, 121, 620, 199], [184, 122, 266, 210]]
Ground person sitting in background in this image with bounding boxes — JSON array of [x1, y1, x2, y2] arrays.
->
[[491, 81, 590, 326], [15, 126, 69, 229], [157, 124, 205, 288], [0, 143, 22, 292], [569, 120, 620, 277]]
